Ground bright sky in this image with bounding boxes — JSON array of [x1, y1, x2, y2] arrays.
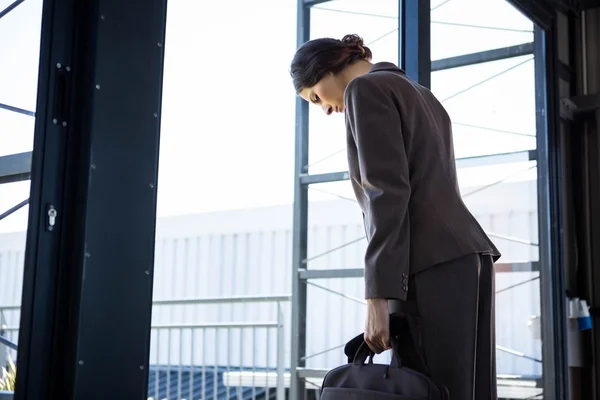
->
[[0, 0, 537, 233]]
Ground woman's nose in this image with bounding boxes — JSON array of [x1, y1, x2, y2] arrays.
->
[[322, 104, 333, 115]]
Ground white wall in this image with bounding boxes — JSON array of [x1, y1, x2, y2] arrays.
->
[[0, 178, 543, 377]]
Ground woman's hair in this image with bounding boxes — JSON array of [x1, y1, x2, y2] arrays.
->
[[290, 34, 372, 93]]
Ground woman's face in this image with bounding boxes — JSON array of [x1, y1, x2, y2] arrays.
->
[[300, 72, 346, 115]]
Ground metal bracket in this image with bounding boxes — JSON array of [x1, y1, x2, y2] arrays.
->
[[560, 94, 600, 121]]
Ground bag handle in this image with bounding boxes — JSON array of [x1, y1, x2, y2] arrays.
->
[[346, 313, 432, 376], [352, 341, 375, 365]]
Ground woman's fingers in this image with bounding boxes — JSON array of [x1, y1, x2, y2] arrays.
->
[[365, 298, 392, 354], [365, 330, 391, 354], [365, 336, 381, 354]]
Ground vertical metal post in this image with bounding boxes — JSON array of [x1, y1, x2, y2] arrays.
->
[[533, 23, 568, 400], [290, 1, 311, 399], [400, 0, 431, 88], [0, 312, 6, 369], [276, 302, 285, 400], [397, 0, 403, 69], [14, 0, 168, 398]]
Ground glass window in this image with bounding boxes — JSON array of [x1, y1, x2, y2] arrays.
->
[[431, 1, 543, 396], [431, 55, 536, 158], [308, 0, 399, 175], [0, 0, 42, 156], [148, 1, 298, 398], [0, 0, 44, 387], [431, 0, 533, 61]]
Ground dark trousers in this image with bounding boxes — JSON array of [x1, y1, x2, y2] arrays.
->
[[389, 253, 497, 400]]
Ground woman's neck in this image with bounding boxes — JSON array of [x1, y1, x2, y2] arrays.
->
[[341, 60, 373, 87]]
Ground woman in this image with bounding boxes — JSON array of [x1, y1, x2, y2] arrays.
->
[[290, 34, 501, 399]]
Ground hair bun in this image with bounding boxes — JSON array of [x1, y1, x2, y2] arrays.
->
[[341, 34, 372, 60], [341, 34, 363, 47]]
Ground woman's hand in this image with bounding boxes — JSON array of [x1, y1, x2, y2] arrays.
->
[[365, 298, 391, 354]]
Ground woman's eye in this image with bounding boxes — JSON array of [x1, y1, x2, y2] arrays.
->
[[314, 96, 320, 103]]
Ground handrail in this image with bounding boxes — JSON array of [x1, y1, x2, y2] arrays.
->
[[0, 293, 541, 370], [152, 294, 291, 306], [0, 295, 292, 315]]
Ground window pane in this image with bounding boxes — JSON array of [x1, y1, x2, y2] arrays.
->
[[432, 2, 543, 390], [431, 55, 536, 158], [148, 1, 297, 397], [307, 1, 399, 175], [431, 0, 533, 61], [0, 180, 30, 234], [0, 0, 43, 376], [0, 180, 30, 370], [0, 109, 36, 157], [0, 0, 42, 155]]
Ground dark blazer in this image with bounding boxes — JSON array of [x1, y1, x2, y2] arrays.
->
[[344, 62, 500, 301]]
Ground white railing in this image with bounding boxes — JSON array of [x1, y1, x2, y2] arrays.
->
[[0, 295, 291, 400]]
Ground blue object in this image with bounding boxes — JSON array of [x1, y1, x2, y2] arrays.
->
[[578, 315, 592, 331]]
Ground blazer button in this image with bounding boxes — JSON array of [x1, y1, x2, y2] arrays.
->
[[402, 285, 408, 292], [402, 278, 408, 285], [401, 273, 408, 278]]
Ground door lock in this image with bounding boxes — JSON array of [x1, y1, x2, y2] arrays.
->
[[47, 205, 58, 231]]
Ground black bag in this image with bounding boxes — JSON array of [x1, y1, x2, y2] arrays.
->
[[320, 314, 449, 400]]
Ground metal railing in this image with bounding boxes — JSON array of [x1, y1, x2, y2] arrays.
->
[[0, 295, 291, 400]]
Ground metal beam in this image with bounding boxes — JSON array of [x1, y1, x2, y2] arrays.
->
[[533, 22, 569, 400], [153, 295, 291, 306], [507, 0, 554, 31], [432, 42, 534, 72], [0, 199, 29, 222], [299, 262, 540, 280], [299, 171, 348, 185], [303, 0, 334, 5], [0, 335, 18, 351], [299, 268, 364, 280], [290, 0, 311, 399], [301, 150, 538, 186], [0, 103, 35, 117], [456, 149, 537, 168], [401, 0, 431, 88], [0, 0, 26, 21], [0, 151, 32, 184]]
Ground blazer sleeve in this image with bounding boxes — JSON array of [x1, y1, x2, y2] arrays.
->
[[344, 77, 411, 300]]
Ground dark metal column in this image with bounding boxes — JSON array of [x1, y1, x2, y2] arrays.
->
[[533, 21, 569, 400], [290, 1, 311, 399], [400, 0, 431, 88], [14, 0, 167, 398]]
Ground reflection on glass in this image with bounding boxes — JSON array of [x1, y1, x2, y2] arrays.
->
[[431, 0, 533, 60]]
